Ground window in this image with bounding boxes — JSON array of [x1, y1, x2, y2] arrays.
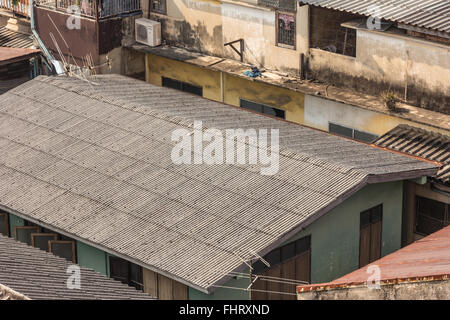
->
[[151, 0, 167, 15], [277, 12, 295, 48], [31, 233, 58, 252], [109, 256, 144, 291], [359, 204, 383, 267], [14, 226, 40, 245], [252, 236, 311, 300], [240, 99, 286, 119], [49, 240, 77, 262], [0, 212, 9, 237], [415, 196, 449, 236], [329, 122, 378, 143], [162, 77, 203, 96]]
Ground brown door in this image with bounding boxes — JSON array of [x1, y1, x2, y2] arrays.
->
[[359, 205, 383, 267], [251, 236, 311, 300]]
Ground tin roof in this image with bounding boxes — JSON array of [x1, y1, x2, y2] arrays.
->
[[0, 26, 34, 49], [374, 124, 450, 185], [0, 235, 154, 300], [298, 0, 450, 33], [0, 46, 40, 66], [0, 75, 437, 293], [297, 225, 450, 293]]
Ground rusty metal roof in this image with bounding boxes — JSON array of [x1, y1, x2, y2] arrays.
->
[[298, 0, 450, 33], [297, 225, 450, 293], [374, 124, 450, 185], [0, 46, 40, 65], [0, 75, 437, 293], [0, 235, 154, 300]]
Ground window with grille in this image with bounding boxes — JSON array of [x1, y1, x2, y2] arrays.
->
[[277, 12, 295, 48], [240, 99, 286, 119], [0, 212, 9, 237], [162, 77, 203, 96], [415, 196, 449, 236], [329, 122, 378, 143], [151, 0, 167, 14]]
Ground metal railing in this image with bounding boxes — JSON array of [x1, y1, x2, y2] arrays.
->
[[0, 0, 31, 17], [34, 0, 140, 19]]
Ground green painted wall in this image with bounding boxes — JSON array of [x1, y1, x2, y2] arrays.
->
[[76, 241, 108, 276], [8, 213, 24, 237], [191, 180, 403, 299], [189, 274, 250, 300], [286, 180, 403, 284]]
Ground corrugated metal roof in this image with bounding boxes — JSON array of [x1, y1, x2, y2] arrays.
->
[[0, 75, 437, 293], [375, 124, 450, 185], [298, 225, 450, 292], [298, 0, 450, 33], [0, 27, 34, 48], [0, 235, 154, 300], [0, 46, 40, 65]]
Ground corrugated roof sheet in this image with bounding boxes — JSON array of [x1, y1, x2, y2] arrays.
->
[[0, 75, 437, 293], [0, 235, 154, 300], [375, 124, 450, 185], [299, 0, 450, 33], [298, 225, 450, 292], [0, 46, 40, 65], [0, 27, 34, 48]]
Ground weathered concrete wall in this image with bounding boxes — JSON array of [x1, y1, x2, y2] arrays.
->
[[149, 0, 224, 57], [147, 0, 309, 74], [304, 95, 449, 136], [221, 2, 309, 74], [297, 279, 450, 300], [309, 29, 450, 114], [145, 52, 305, 123]]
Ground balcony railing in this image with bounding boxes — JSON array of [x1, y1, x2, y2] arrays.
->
[[35, 0, 140, 19], [0, 0, 31, 17]]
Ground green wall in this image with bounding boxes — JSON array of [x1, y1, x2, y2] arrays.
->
[[9, 213, 24, 237], [189, 274, 250, 300], [191, 180, 403, 299], [286, 180, 403, 284], [76, 241, 109, 276]]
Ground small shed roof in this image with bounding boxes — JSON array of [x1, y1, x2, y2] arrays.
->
[[298, 0, 450, 33], [0, 235, 154, 300], [297, 225, 450, 293], [0, 46, 40, 66], [375, 124, 450, 185]]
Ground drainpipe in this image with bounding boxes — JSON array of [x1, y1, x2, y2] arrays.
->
[[29, 0, 56, 73]]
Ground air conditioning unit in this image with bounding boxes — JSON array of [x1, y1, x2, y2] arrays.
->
[[135, 18, 161, 47]]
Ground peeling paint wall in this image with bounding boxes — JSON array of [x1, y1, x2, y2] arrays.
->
[[309, 29, 450, 113], [146, 1, 309, 74], [297, 279, 450, 300], [304, 95, 448, 136], [145, 53, 305, 123]]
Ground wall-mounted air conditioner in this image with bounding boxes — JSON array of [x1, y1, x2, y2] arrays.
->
[[135, 18, 161, 47]]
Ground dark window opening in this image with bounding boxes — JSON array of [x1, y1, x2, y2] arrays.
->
[[162, 77, 203, 96], [359, 204, 383, 267], [151, 0, 167, 15], [309, 7, 359, 57], [240, 99, 286, 119], [277, 12, 295, 48], [0, 212, 9, 237], [329, 122, 378, 143], [415, 196, 449, 236], [109, 256, 144, 291]]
